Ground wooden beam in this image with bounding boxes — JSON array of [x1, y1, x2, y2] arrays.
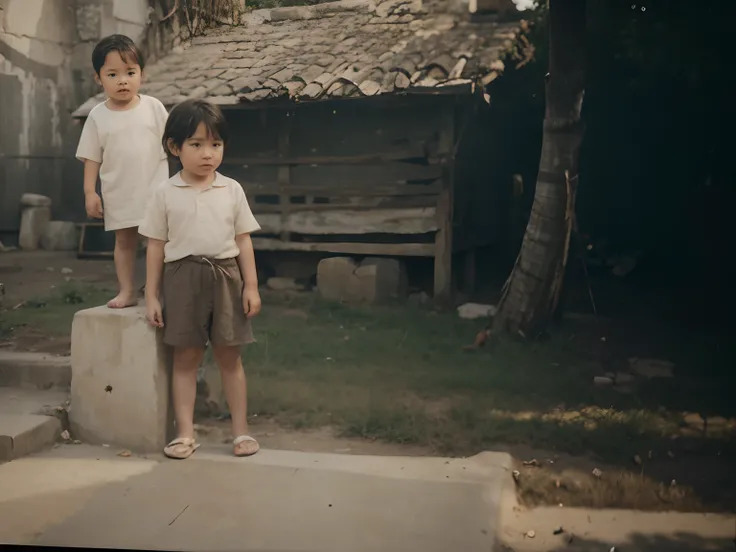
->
[[224, 150, 444, 166], [255, 207, 437, 235], [277, 111, 292, 242], [433, 106, 456, 309], [251, 238, 434, 257], [290, 163, 444, 185], [244, 181, 442, 197], [252, 196, 438, 213]]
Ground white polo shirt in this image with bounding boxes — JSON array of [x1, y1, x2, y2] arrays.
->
[[139, 172, 261, 263]]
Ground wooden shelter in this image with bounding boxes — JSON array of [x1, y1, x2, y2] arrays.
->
[[73, 0, 522, 305]]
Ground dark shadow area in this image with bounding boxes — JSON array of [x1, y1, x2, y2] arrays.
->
[[498, 531, 735, 552]]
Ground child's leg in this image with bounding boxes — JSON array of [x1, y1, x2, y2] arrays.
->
[[212, 344, 258, 456], [172, 346, 205, 440], [108, 226, 139, 308]]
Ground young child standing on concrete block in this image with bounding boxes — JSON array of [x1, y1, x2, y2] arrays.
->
[[139, 99, 262, 460], [76, 34, 169, 309]]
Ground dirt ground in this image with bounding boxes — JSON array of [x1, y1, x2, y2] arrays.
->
[[2, 250, 735, 515]]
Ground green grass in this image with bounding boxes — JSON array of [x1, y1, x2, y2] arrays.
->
[[1, 282, 113, 337], [238, 292, 735, 465], [3, 284, 734, 469]]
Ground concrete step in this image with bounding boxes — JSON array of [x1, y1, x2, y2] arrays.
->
[[0, 414, 62, 463], [0, 352, 71, 390], [0, 387, 70, 463]]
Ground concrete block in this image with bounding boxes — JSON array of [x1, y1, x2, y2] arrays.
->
[[20, 193, 52, 207], [0, 414, 61, 463], [345, 257, 408, 305], [317, 257, 358, 301], [70, 306, 174, 453], [41, 221, 79, 251], [19, 206, 51, 250], [0, 352, 71, 390]]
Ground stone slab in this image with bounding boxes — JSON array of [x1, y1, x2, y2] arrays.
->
[[345, 257, 408, 305], [0, 414, 61, 463], [0, 351, 71, 390], [70, 305, 174, 453], [20, 193, 52, 207], [41, 221, 79, 251], [3, 445, 734, 552], [32, 446, 512, 551], [19, 206, 51, 250], [0, 387, 70, 415], [317, 256, 357, 302]]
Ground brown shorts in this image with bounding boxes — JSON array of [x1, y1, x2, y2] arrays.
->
[[162, 256, 255, 348]]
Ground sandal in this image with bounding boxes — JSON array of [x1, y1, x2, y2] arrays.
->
[[164, 437, 200, 460], [233, 435, 260, 457]]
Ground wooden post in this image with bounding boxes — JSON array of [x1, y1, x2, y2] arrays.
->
[[278, 110, 292, 243], [433, 104, 455, 309]]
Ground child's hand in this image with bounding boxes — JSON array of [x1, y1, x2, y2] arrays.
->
[[243, 286, 261, 319], [146, 298, 164, 328], [85, 192, 103, 219]]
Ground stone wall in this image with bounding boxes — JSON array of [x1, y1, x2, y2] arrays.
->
[[0, 0, 169, 242]]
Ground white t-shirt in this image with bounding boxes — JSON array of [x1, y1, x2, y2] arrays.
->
[[76, 95, 169, 231]]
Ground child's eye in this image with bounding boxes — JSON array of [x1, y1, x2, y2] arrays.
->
[[214, 143, 223, 148]]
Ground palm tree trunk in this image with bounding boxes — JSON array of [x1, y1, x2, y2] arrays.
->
[[492, 0, 587, 338]]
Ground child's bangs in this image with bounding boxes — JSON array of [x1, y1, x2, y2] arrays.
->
[[201, 119, 225, 142], [115, 46, 142, 68], [193, 111, 228, 144]]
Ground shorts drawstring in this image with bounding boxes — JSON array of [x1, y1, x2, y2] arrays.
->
[[199, 256, 231, 281]]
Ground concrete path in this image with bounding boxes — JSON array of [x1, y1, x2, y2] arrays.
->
[[0, 444, 513, 551]]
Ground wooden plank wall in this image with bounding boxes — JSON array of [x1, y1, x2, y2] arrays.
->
[[219, 96, 456, 253]]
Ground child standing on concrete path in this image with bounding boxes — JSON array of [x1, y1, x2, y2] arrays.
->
[[76, 34, 169, 309], [139, 99, 262, 459]]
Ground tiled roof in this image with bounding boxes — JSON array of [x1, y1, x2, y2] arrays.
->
[[72, 0, 521, 117]]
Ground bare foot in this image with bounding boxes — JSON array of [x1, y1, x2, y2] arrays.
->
[[107, 292, 139, 309]]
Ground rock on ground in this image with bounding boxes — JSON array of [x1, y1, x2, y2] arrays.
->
[[344, 257, 408, 305], [41, 222, 79, 252], [317, 257, 359, 302], [20, 193, 52, 208], [19, 207, 51, 251]]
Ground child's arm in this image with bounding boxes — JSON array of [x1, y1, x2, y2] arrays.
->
[[138, 185, 168, 328], [83, 160, 103, 219], [76, 115, 104, 219], [233, 183, 262, 318], [236, 233, 261, 319], [145, 238, 165, 327]]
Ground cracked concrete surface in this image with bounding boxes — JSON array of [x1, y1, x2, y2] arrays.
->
[[0, 444, 513, 551]]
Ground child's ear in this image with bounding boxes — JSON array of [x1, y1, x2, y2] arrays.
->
[[140, 69, 145, 82], [94, 73, 101, 86], [166, 139, 180, 157]]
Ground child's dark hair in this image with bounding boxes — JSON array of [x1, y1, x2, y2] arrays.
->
[[92, 34, 144, 75], [163, 100, 229, 157]]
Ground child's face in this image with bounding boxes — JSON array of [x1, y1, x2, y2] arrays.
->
[[172, 122, 224, 178], [95, 51, 142, 104]]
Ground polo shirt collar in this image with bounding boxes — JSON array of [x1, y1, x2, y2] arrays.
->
[[171, 171, 226, 188]]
